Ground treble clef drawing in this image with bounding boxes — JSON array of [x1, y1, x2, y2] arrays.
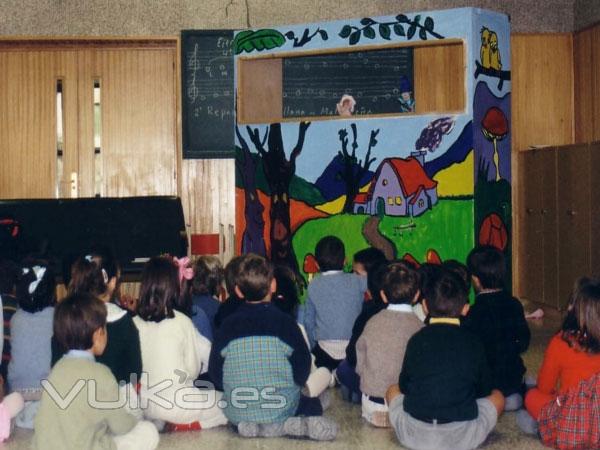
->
[[187, 43, 201, 102]]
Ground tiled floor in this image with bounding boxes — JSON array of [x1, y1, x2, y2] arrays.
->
[[4, 302, 562, 450]]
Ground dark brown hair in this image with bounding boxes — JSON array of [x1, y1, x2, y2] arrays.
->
[[192, 256, 224, 297], [224, 255, 245, 299], [467, 246, 506, 290], [424, 268, 467, 318], [137, 256, 178, 322], [16, 261, 56, 313], [54, 293, 106, 351], [561, 277, 600, 353], [315, 236, 345, 272], [69, 247, 120, 298], [235, 254, 273, 302], [382, 261, 420, 305]]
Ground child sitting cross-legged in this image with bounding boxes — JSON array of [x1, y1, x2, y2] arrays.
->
[[386, 267, 504, 450], [356, 261, 423, 427], [209, 254, 337, 440], [34, 293, 159, 450]]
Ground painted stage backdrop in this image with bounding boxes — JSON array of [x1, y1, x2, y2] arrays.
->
[[234, 8, 512, 285]]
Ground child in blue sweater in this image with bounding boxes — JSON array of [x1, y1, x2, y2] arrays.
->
[[298, 236, 367, 370], [8, 261, 55, 429]]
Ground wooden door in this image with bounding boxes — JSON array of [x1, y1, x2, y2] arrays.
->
[[77, 46, 178, 198], [557, 144, 591, 309], [518, 149, 544, 304], [540, 148, 559, 308], [0, 49, 78, 199], [589, 142, 600, 277]]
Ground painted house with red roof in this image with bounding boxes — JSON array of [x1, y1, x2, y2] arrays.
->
[[353, 151, 438, 217]]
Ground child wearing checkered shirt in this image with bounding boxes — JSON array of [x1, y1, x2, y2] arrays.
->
[[209, 254, 337, 440]]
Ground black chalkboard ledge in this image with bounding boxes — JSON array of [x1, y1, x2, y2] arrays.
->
[[183, 149, 235, 159]]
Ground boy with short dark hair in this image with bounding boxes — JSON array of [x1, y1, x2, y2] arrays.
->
[[356, 262, 423, 427], [386, 268, 504, 450], [34, 293, 159, 450], [464, 246, 530, 411], [209, 254, 337, 441], [299, 236, 367, 370], [352, 247, 387, 277]]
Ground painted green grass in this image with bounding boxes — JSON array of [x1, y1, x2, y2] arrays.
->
[[293, 199, 474, 278], [378, 198, 474, 264]]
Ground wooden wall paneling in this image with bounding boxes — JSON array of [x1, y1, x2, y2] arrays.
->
[[540, 147, 559, 308], [557, 144, 591, 308], [574, 27, 595, 143], [93, 48, 178, 197], [76, 49, 96, 198], [593, 26, 600, 141], [414, 42, 464, 113], [518, 149, 545, 304], [590, 142, 600, 277], [180, 158, 236, 257], [237, 57, 282, 124], [511, 34, 574, 153], [0, 51, 61, 199]]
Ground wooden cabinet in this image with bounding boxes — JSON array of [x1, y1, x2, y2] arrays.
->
[[518, 142, 599, 309]]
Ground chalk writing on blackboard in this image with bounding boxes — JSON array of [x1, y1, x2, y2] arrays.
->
[[282, 47, 414, 118], [182, 30, 235, 159]]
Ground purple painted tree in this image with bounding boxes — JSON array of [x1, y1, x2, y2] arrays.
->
[[236, 126, 266, 256], [415, 117, 455, 153], [338, 124, 379, 213], [246, 122, 311, 273]]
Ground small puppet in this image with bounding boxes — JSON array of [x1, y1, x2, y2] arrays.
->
[[398, 76, 415, 113], [336, 94, 356, 117]]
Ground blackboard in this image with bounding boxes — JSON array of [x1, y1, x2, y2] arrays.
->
[[282, 47, 414, 118], [181, 30, 235, 159]]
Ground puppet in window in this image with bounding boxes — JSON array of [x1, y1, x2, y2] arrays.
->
[[398, 76, 415, 113]]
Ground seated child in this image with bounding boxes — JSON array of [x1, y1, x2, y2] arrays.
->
[[173, 257, 212, 341], [337, 261, 388, 403], [133, 256, 226, 431], [463, 246, 530, 410], [352, 247, 386, 278], [213, 255, 244, 331], [8, 262, 55, 429], [518, 276, 600, 435], [386, 268, 504, 450], [209, 254, 337, 441], [298, 236, 367, 370], [34, 293, 158, 450], [356, 261, 423, 427], [271, 264, 332, 401], [191, 255, 224, 327], [0, 259, 19, 380], [54, 250, 143, 419]]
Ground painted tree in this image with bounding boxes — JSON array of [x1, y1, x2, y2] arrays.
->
[[246, 122, 311, 272], [235, 126, 266, 256], [338, 124, 379, 213]]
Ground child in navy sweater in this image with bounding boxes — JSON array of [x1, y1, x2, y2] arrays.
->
[[210, 254, 337, 440], [298, 236, 367, 371]]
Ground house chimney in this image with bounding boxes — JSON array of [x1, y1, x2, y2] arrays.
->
[[410, 150, 426, 167]]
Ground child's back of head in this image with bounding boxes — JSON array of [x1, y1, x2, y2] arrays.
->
[[272, 264, 300, 317], [192, 256, 224, 298], [443, 259, 471, 294], [424, 268, 468, 318], [16, 261, 56, 313], [224, 256, 245, 301], [467, 246, 505, 290], [69, 247, 120, 299], [562, 276, 600, 353], [137, 256, 179, 322], [54, 293, 107, 352], [235, 254, 273, 303], [315, 236, 345, 272], [353, 247, 387, 276], [382, 261, 420, 305], [367, 261, 389, 305]]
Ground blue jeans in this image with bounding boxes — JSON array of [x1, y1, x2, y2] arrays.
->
[[336, 359, 361, 395]]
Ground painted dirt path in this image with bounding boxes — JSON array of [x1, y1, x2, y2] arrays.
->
[[362, 216, 397, 261]]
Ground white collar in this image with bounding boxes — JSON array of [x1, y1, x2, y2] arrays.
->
[[106, 302, 127, 322], [65, 349, 95, 361], [322, 270, 343, 276], [387, 304, 414, 313]]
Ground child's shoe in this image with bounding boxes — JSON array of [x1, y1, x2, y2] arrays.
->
[[164, 421, 201, 432], [370, 411, 390, 428], [516, 409, 538, 435], [237, 422, 259, 437], [504, 393, 523, 411], [283, 416, 337, 441]]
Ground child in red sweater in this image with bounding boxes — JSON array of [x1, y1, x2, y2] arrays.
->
[[518, 277, 600, 434]]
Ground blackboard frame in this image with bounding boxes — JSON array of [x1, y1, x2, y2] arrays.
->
[[181, 29, 236, 159]]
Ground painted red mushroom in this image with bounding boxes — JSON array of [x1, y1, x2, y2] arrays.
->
[[303, 253, 319, 281], [402, 253, 421, 269], [425, 249, 442, 265], [481, 107, 509, 182]]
